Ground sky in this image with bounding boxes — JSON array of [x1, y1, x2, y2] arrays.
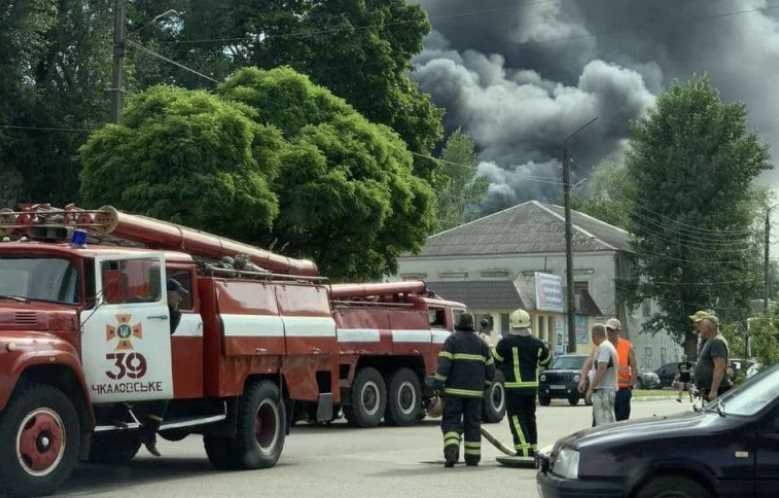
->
[[410, 0, 779, 214]]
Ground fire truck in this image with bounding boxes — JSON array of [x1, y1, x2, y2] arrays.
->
[[0, 205, 505, 496]]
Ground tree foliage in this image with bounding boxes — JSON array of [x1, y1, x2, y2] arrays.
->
[[571, 160, 633, 230], [80, 86, 282, 240], [80, 67, 435, 280], [434, 129, 488, 231], [625, 76, 772, 356], [218, 67, 435, 279]]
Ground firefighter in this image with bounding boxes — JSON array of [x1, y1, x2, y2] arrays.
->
[[494, 309, 551, 458], [433, 312, 495, 467]]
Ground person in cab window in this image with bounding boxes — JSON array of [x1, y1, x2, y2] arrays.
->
[[139, 278, 189, 456]]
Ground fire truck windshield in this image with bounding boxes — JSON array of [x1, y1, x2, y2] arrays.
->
[[0, 256, 80, 305]]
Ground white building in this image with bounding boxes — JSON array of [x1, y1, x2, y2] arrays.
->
[[396, 201, 681, 370]]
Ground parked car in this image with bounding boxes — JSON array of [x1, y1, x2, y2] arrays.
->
[[537, 362, 779, 498], [655, 361, 695, 388], [635, 370, 661, 389], [539, 354, 590, 406]]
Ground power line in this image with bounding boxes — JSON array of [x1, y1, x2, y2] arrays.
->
[[127, 39, 219, 84], [0, 124, 93, 133]]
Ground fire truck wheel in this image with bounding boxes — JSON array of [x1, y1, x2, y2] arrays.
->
[[88, 432, 141, 464], [233, 380, 286, 469], [483, 371, 506, 423], [344, 367, 386, 428], [204, 436, 238, 470], [0, 381, 80, 497], [384, 368, 422, 427]]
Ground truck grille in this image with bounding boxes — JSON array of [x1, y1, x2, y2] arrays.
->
[[14, 312, 38, 326]]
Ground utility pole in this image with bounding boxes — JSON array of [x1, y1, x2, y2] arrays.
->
[[765, 206, 773, 313], [110, 0, 127, 123], [562, 117, 598, 353]]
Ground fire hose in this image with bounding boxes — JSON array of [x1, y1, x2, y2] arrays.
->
[[428, 395, 515, 456]]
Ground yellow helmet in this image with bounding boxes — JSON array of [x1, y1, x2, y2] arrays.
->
[[510, 309, 531, 329]]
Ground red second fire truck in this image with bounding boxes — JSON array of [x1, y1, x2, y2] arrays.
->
[[0, 205, 505, 497]]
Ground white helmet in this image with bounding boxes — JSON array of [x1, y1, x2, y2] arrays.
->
[[510, 309, 531, 329]]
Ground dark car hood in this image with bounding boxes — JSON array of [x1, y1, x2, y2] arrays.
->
[[564, 410, 735, 451]]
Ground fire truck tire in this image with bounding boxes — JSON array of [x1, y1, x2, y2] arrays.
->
[[204, 436, 238, 470], [344, 367, 386, 428], [233, 380, 286, 469], [88, 432, 141, 464], [384, 368, 422, 427], [483, 371, 506, 423], [0, 381, 81, 498]]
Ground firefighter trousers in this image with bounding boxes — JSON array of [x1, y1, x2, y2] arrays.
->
[[441, 395, 483, 465], [506, 391, 537, 457]]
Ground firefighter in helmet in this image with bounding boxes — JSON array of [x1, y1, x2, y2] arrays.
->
[[494, 308, 551, 458], [433, 312, 495, 467]]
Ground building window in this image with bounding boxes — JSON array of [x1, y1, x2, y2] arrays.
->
[[500, 313, 510, 337], [439, 271, 468, 279], [574, 281, 589, 293], [660, 347, 667, 365], [481, 270, 510, 278], [538, 316, 545, 341], [400, 273, 427, 280], [642, 300, 651, 317]]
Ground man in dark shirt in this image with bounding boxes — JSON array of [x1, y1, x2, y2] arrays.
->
[[690, 310, 730, 402]]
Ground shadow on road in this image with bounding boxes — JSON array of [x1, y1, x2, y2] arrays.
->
[[54, 458, 291, 497]]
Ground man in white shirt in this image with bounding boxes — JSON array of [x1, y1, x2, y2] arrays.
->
[[586, 324, 618, 426]]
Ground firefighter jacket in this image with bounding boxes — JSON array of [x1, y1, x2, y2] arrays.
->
[[494, 333, 551, 392], [434, 330, 496, 398]]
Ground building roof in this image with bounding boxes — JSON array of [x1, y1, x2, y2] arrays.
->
[[410, 201, 631, 258], [427, 281, 525, 310]]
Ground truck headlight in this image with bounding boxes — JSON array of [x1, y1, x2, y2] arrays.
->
[[552, 447, 580, 479], [540, 374, 546, 382], [573, 374, 581, 382]]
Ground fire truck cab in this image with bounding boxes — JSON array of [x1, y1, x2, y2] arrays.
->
[[0, 206, 334, 497]]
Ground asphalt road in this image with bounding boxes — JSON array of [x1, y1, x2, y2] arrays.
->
[[54, 398, 686, 498]]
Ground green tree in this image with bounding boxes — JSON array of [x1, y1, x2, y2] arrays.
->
[[571, 160, 634, 229], [747, 316, 779, 369], [156, 0, 444, 177], [218, 67, 435, 279], [80, 86, 282, 239], [625, 76, 772, 357], [435, 129, 488, 230]]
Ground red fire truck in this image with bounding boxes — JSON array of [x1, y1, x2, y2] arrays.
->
[[0, 205, 505, 496]]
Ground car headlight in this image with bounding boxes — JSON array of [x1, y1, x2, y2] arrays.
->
[[573, 374, 581, 382], [552, 447, 580, 479], [540, 374, 547, 382]]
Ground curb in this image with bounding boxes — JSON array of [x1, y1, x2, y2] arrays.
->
[[632, 396, 679, 402]]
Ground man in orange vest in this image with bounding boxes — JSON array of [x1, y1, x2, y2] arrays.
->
[[606, 318, 638, 421]]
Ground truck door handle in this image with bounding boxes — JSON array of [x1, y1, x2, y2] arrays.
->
[[147, 315, 169, 320], [256, 348, 268, 354]]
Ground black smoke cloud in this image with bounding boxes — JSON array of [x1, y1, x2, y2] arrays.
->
[[413, 0, 779, 213]]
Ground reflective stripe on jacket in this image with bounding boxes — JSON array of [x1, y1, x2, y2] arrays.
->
[[436, 329, 496, 398], [494, 333, 551, 390]]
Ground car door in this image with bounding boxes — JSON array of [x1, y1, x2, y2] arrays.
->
[[80, 253, 174, 403], [756, 406, 779, 497]]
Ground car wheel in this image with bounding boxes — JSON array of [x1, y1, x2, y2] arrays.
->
[[567, 393, 580, 406], [344, 367, 386, 428], [482, 371, 506, 423], [538, 395, 551, 407], [0, 382, 81, 497], [636, 476, 712, 498], [384, 368, 422, 427]]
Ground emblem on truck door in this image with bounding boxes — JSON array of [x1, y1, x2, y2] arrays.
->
[[106, 313, 143, 351]]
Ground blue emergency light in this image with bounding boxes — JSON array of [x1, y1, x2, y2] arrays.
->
[[71, 228, 87, 248]]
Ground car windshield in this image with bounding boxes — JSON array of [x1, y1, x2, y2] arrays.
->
[[715, 363, 779, 417], [551, 356, 585, 370], [0, 256, 80, 304]]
